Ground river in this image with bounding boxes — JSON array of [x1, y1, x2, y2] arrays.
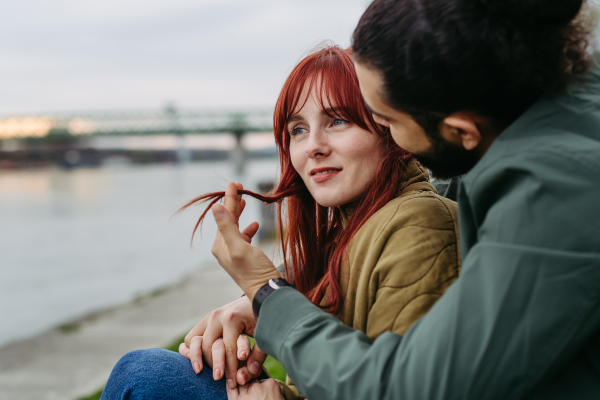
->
[[0, 159, 279, 348]]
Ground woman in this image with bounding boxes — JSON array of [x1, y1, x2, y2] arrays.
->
[[101, 45, 460, 400]]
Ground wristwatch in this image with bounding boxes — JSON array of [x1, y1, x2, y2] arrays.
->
[[252, 278, 292, 318]]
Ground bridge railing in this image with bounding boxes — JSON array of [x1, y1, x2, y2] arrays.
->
[[0, 108, 274, 140]]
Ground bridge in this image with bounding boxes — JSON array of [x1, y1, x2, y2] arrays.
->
[[0, 106, 273, 140], [0, 106, 275, 172]]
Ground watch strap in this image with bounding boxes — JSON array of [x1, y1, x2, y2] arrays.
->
[[252, 278, 292, 318]]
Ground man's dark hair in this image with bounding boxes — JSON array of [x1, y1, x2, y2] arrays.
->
[[353, 0, 592, 125]]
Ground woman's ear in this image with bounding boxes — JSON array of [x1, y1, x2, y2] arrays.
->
[[441, 114, 482, 151]]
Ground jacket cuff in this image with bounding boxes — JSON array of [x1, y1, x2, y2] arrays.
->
[[254, 287, 320, 358]]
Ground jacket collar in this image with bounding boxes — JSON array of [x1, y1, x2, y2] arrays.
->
[[338, 159, 435, 226], [463, 55, 600, 192]]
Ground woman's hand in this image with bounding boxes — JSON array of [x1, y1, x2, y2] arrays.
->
[[211, 182, 282, 301], [227, 379, 284, 400], [179, 181, 273, 389], [178, 296, 268, 387]]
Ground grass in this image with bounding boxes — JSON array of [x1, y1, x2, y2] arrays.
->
[[58, 322, 81, 334], [248, 337, 286, 381], [76, 388, 104, 400], [132, 286, 169, 305], [76, 334, 286, 400]]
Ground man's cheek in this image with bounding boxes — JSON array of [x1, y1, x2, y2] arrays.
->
[[391, 126, 430, 153], [389, 126, 410, 149]]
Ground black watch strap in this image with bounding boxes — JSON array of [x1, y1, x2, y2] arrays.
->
[[252, 278, 292, 319]]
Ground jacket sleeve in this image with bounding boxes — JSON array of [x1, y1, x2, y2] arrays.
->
[[254, 154, 600, 400]]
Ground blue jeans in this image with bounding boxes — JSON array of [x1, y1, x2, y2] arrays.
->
[[100, 348, 227, 400]]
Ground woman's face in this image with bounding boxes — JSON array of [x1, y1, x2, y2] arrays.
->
[[288, 86, 384, 208]]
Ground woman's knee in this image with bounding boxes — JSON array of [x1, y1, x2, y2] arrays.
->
[[109, 348, 176, 379], [116, 348, 177, 370], [101, 348, 226, 400]]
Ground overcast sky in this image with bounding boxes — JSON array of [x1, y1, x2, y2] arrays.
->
[[3, 0, 599, 116], [0, 0, 370, 115]]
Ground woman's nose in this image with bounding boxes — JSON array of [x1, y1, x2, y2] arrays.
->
[[305, 129, 330, 159]]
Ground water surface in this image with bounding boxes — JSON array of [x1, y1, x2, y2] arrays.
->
[[0, 159, 278, 348]]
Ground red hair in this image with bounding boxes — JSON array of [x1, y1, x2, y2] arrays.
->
[[180, 45, 411, 314]]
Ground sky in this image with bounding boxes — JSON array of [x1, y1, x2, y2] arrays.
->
[[0, 0, 371, 115], [3, 0, 599, 116]]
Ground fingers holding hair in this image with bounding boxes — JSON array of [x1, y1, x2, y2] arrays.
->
[[223, 182, 244, 225]]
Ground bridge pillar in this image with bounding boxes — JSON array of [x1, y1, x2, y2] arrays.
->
[[228, 112, 249, 175], [231, 130, 247, 175], [164, 103, 191, 164], [176, 135, 191, 164]]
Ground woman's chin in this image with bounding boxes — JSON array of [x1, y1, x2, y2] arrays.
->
[[309, 182, 369, 208], [313, 194, 355, 208], [316, 200, 343, 208]]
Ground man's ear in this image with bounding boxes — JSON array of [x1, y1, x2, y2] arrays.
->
[[442, 114, 482, 151]]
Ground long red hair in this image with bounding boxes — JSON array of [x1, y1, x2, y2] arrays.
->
[[180, 45, 411, 314]]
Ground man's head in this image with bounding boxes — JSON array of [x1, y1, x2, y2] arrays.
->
[[355, 63, 487, 179], [352, 0, 591, 178]]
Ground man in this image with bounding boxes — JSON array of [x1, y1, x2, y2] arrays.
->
[[206, 0, 600, 398]]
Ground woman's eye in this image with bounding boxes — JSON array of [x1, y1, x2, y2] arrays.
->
[[290, 126, 308, 136], [332, 118, 347, 127]]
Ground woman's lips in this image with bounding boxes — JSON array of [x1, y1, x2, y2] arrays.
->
[[310, 168, 341, 183]]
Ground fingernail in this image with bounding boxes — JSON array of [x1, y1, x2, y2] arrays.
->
[[240, 351, 247, 359], [193, 362, 200, 374], [240, 371, 247, 384], [250, 361, 260, 374], [227, 379, 235, 389], [214, 368, 222, 380], [186, 352, 190, 358]]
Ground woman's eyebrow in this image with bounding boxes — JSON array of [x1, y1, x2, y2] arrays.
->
[[287, 115, 304, 124], [322, 107, 341, 115]]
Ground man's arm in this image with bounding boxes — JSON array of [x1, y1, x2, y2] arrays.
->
[[251, 156, 600, 400], [256, 247, 600, 400]]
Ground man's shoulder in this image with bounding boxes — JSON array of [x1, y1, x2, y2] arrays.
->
[[465, 130, 600, 193], [459, 130, 600, 254]]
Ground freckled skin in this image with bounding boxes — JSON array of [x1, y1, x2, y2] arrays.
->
[[288, 84, 384, 208]]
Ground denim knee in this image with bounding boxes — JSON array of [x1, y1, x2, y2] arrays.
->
[[101, 348, 227, 400]]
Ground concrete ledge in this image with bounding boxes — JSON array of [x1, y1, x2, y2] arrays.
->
[[0, 263, 243, 400]]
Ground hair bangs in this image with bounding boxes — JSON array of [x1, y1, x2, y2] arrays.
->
[[312, 50, 373, 133]]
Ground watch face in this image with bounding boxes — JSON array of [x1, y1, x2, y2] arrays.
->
[[268, 279, 280, 290]]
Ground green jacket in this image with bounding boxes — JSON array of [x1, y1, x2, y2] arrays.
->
[[255, 60, 600, 399]]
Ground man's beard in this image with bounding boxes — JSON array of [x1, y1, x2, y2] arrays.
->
[[412, 129, 481, 180]]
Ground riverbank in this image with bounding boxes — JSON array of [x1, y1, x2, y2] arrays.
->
[[0, 254, 273, 400]]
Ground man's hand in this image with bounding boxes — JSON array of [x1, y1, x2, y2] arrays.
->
[[227, 379, 284, 400], [211, 182, 282, 300], [178, 296, 268, 387]]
